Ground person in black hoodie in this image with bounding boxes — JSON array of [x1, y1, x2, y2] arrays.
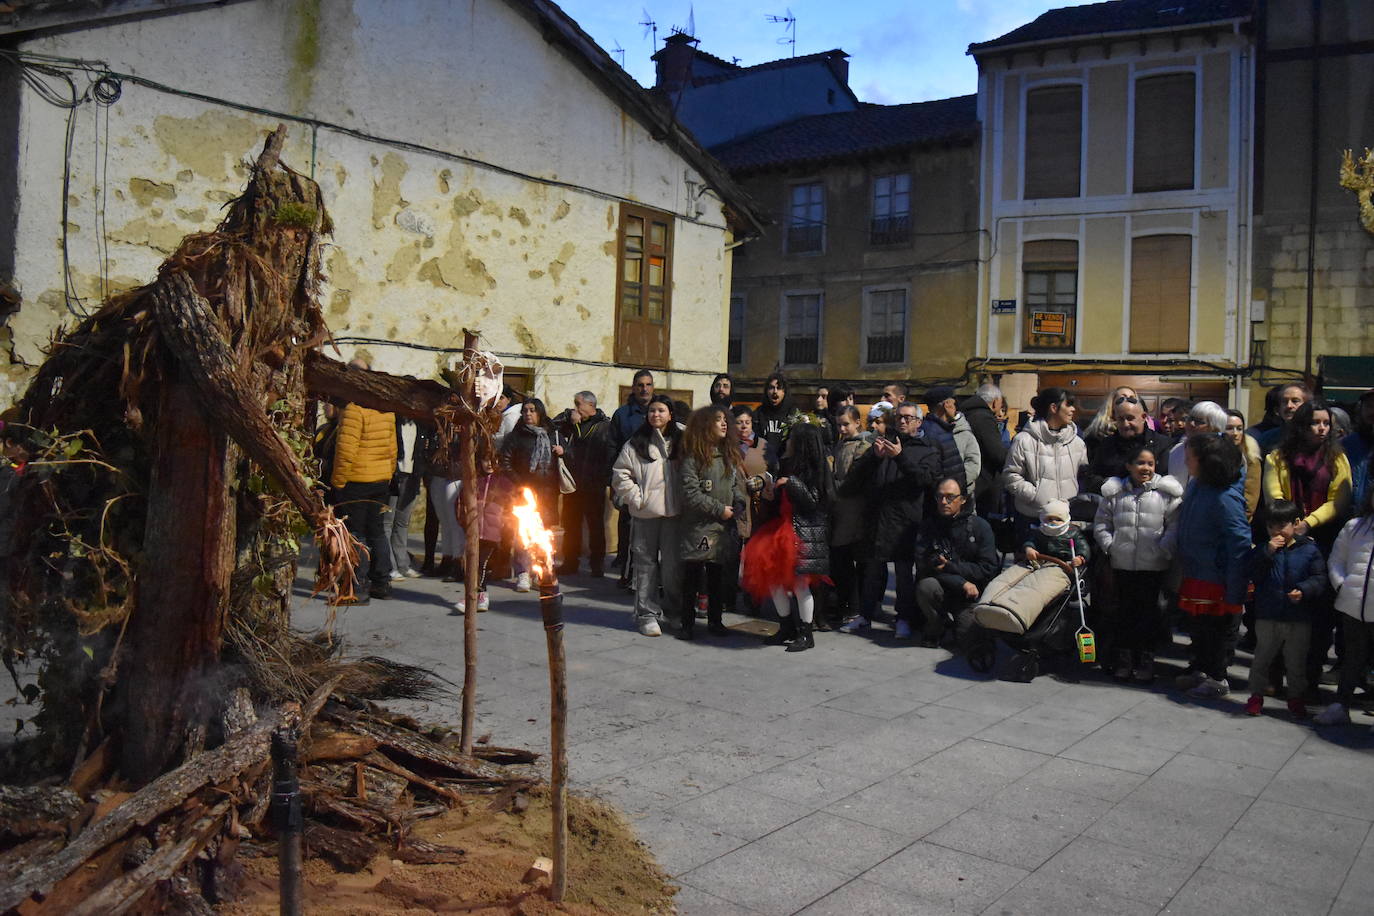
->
[[1081, 397, 1174, 496], [554, 391, 614, 577], [914, 401, 964, 489], [754, 372, 798, 451], [961, 384, 1009, 517], [915, 477, 1001, 649], [839, 402, 941, 637]]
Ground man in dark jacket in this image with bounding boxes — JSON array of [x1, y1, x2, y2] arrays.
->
[[1081, 399, 1173, 495], [555, 391, 614, 576], [609, 369, 654, 581], [913, 402, 964, 490], [840, 402, 940, 637], [961, 384, 1008, 517], [915, 477, 1001, 649], [754, 372, 797, 451]]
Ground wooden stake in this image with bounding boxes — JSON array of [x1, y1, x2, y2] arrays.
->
[[458, 329, 482, 756], [537, 576, 568, 902]]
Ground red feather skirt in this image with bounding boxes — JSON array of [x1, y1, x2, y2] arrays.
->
[[739, 490, 830, 600]]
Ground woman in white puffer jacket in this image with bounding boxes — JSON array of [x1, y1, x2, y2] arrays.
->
[[1002, 388, 1088, 538], [1092, 443, 1182, 683], [1315, 492, 1374, 726]]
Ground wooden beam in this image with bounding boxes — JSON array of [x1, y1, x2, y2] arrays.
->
[[303, 351, 453, 421]]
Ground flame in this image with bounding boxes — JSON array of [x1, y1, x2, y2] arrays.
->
[[512, 487, 555, 580]]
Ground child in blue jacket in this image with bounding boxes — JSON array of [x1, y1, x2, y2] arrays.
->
[[1244, 499, 1326, 718]]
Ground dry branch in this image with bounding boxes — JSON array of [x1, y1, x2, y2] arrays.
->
[[323, 709, 509, 782], [303, 351, 453, 420]]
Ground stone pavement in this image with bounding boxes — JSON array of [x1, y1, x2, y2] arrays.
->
[[289, 560, 1374, 916]]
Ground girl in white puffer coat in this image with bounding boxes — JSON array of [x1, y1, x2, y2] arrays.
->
[[1093, 443, 1183, 683], [1315, 488, 1374, 727]]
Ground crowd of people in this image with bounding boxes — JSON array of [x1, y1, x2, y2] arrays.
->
[[318, 361, 1374, 730]]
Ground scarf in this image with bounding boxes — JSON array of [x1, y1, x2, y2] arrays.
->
[[1288, 448, 1331, 516], [527, 426, 553, 475]]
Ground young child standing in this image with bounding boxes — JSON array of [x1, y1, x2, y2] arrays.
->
[[1245, 499, 1325, 717], [1093, 444, 1182, 683], [1315, 486, 1374, 727], [451, 452, 513, 616]]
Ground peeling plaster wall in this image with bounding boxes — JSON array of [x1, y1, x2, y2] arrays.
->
[[5, 0, 733, 408]]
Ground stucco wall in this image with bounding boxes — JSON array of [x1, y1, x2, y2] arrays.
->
[[976, 34, 1249, 371], [5, 0, 734, 410]]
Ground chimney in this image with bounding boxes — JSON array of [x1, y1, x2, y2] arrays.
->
[[653, 32, 698, 92], [825, 51, 850, 87]]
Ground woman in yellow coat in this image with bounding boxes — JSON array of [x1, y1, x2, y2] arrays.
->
[[1263, 399, 1350, 695]]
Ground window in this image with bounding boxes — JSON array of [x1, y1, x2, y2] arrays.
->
[[865, 288, 907, 364], [1022, 240, 1078, 352], [871, 174, 911, 245], [1024, 86, 1082, 199], [1133, 73, 1195, 193], [1130, 234, 1192, 353], [787, 182, 824, 253], [614, 204, 673, 367], [728, 294, 745, 366], [782, 293, 821, 365]]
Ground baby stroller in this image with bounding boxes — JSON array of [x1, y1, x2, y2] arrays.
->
[[966, 548, 1091, 682]]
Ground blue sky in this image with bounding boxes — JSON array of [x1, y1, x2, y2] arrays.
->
[[557, 0, 1100, 103]]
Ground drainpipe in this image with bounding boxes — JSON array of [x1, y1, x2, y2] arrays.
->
[[1303, 0, 1322, 379]]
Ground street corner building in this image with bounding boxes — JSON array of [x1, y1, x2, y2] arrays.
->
[[0, 0, 765, 410]]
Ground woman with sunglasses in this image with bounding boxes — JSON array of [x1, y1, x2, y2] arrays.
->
[[1084, 387, 1144, 444]]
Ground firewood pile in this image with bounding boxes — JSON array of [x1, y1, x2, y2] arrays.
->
[[0, 677, 542, 914]]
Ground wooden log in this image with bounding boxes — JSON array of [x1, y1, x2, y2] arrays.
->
[[303, 821, 377, 872], [362, 752, 464, 803], [66, 799, 232, 916], [0, 703, 299, 913], [322, 711, 510, 783], [395, 838, 465, 865], [304, 728, 380, 762], [0, 785, 83, 839], [458, 329, 481, 755], [117, 375, 236, 783], [303, 351, 453, 421]]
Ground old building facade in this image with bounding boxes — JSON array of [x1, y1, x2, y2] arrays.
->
[[969, 0, 1255, 416], [0, 0, 760, 408]]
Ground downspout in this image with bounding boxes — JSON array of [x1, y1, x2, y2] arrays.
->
[[1304, 0, 1322, 378]]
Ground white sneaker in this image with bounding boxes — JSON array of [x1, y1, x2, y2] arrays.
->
[[839, 616, 870, 634], [514, 572, 531, 593], [638, 619, 662, 637], [477, 591, 490, 612], [1315, 702, 1351, 726], [894, 620, 914, 640], [1187, 677, 1230, 699], [449, 598, 466, 616], [402, 567, 423, 579], [389, 569, 404, 581]]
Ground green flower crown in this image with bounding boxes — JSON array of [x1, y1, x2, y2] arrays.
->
[[780, 410, 825, 443]]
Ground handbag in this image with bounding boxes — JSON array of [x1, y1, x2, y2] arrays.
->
[[555, 432, 576, 495]]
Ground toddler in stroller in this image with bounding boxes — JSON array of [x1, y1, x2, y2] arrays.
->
[[968, 501, 1091, 678]]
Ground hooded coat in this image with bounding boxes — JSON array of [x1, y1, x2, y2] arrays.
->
[[1165, 477, 1251, 605], [1002, 419, 1088, 517], [960, 395, 1007, 512], [830, 435, 872, 547], [1328, 517, 1374, 622], [1247, 535, 1326, 623], [841, 433, 940, 560], [610, 429, 680, 519], [784, 476, 831, 575], [920, 418, 966, 487], [1092, 474, 1183, 571]]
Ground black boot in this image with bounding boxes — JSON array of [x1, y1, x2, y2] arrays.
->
[[707, 607, 729, 637], [675, 602, 695, 641], [786, 620, 814, 652], [764, 615, 796, 645]]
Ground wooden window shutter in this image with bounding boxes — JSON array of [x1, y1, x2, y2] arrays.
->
[[1133, 73, 1195, 192], [1024, 86, 1082, 199], [614, 204, 673, 368], [1129, 234, 1192, 353]]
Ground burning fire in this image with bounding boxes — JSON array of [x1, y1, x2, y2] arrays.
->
[[512, 487, 555, 580]]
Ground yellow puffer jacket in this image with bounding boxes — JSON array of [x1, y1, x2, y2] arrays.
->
[[1263, 449, 1351, 533], [330, 404, 397, 488]]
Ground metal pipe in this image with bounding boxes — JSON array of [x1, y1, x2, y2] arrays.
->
[[1304, 0, 1322, 377], [537, 572, 568, 903], [271, 727, 303, 916]]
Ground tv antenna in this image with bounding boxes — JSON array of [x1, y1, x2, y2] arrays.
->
[[639, 9, 658, 49], [766, 9, 796, 56], [611, 40, 626, 67]]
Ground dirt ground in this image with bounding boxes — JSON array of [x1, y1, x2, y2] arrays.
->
[[218, 788, 677, 915]]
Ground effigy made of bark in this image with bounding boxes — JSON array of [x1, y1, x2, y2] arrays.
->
[[0, 126, 391, 784]]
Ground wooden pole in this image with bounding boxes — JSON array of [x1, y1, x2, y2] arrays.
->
[[458, 329, 482, 756], [537, 574, 568, 903]]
